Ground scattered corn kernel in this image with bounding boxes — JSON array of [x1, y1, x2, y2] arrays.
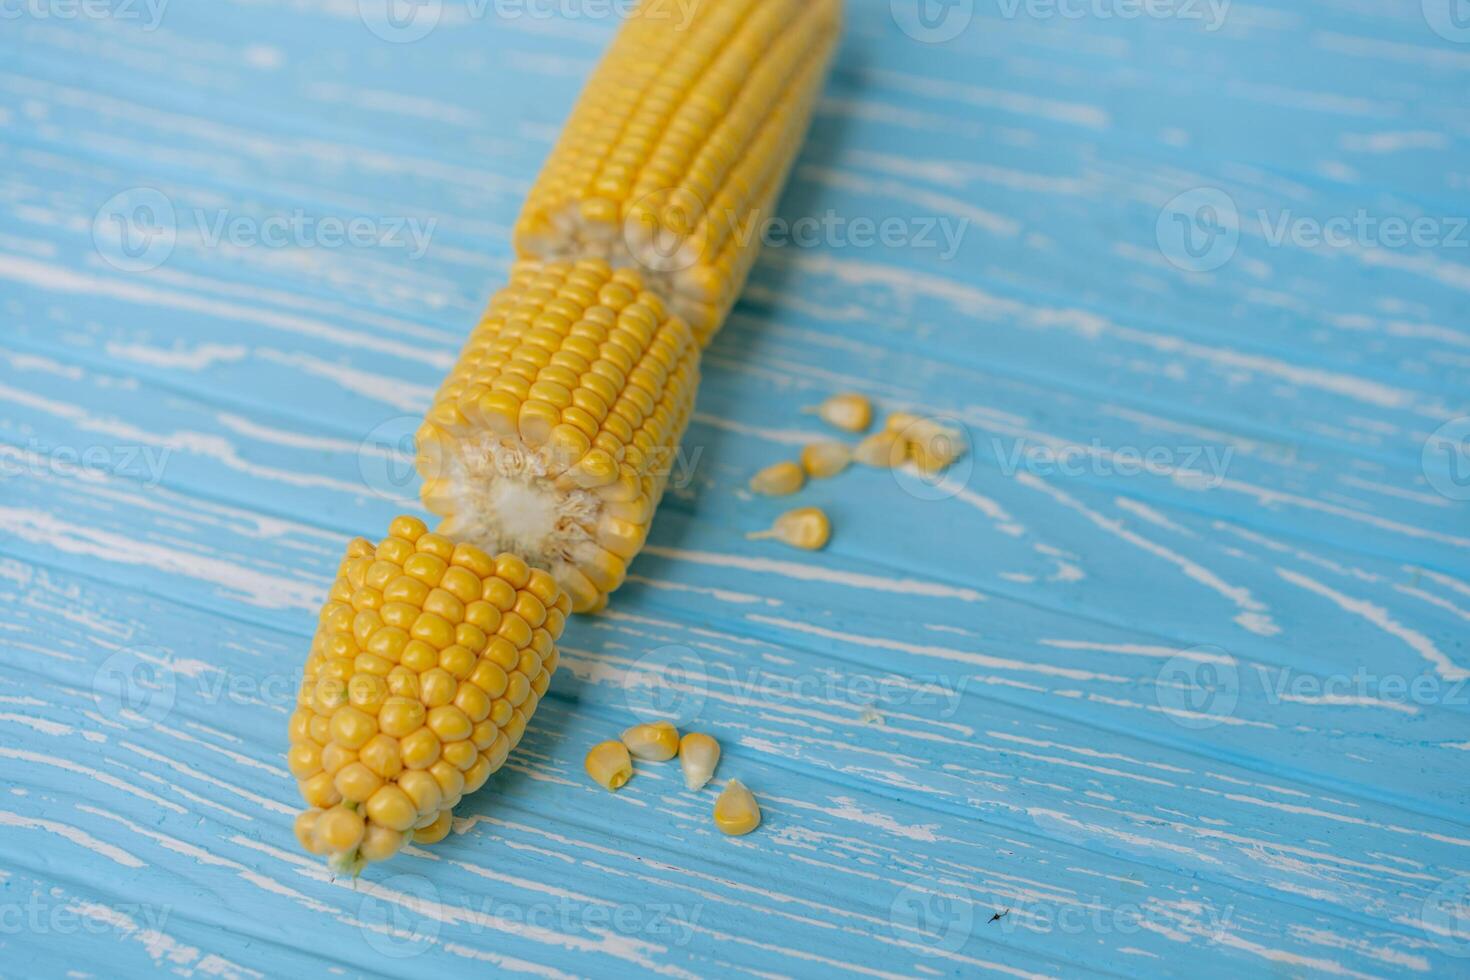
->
[[747, 507, 831, 551], [679, 733, 720, 791], [809, 392, 873, 433], [800, 441, 851, 479], [413, 810, 454, 845], [749, 460, 806, 496], [289, 520, 568, 870], [621, 721, 680, 761], [886, 413, 967, 474], [854, 430, 908, 469], [316, 805, 365, 853], [585, 740, 634, 791], [713, 779, 761, 836]]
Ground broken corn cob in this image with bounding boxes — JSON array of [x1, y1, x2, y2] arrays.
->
[[289, 516, 568, 873], [417, 260, 701, 614], [514, 0, 845, 345]]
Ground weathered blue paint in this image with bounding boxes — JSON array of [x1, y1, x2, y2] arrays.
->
[[0, 1, 1467, 976]]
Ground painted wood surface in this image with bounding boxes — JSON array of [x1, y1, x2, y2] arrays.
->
[[1, 1, 1468, 976]]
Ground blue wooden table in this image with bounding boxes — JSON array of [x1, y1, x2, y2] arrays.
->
[[2, 1, 1468, 976]]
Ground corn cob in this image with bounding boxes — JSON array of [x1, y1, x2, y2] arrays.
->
[[416, 259, 700, 614], [289, 516, 567, 872], [514, 0, 844, 346]]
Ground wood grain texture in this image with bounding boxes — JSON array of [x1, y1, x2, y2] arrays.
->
[[0, 1, 1467, 976]]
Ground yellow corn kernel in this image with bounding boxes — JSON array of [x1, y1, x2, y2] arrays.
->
[[621, 721, 679, 762], [749, 460, 805, 496], [713, 779, 762, 836], [585, 740, 633, 791], [413, 810, 454, 845], [365, 785, 418, 833], [810, 392, 873, 433], [316, 805, 365, 853], [417, 261, 701, 614], [800, 441, 851, 479], [887, 413, 967, 474], [854, 430, 908, 469], [679, 732, 720, 791], [294, 809, 327, 855], [747, 507, 831, 551], [359, 824, 404, 863], [290, 521, 567, 869], [334, 762, 384, 804], [513, 0, 844, 345]]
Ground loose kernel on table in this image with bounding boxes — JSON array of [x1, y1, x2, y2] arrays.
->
[[621, 721, 680, 761], [679, 732, 720, 791], [749, 460, 805, 496], [747, 507, 831, 551], [800, 441, 851, 479], [854, 430, 908, 469], [808, 392, 873, 433], [585, 740, 634, 791], [713, 779, 761, 836]]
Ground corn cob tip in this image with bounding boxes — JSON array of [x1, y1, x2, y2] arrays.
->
[[289, 518, 567, 870]]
